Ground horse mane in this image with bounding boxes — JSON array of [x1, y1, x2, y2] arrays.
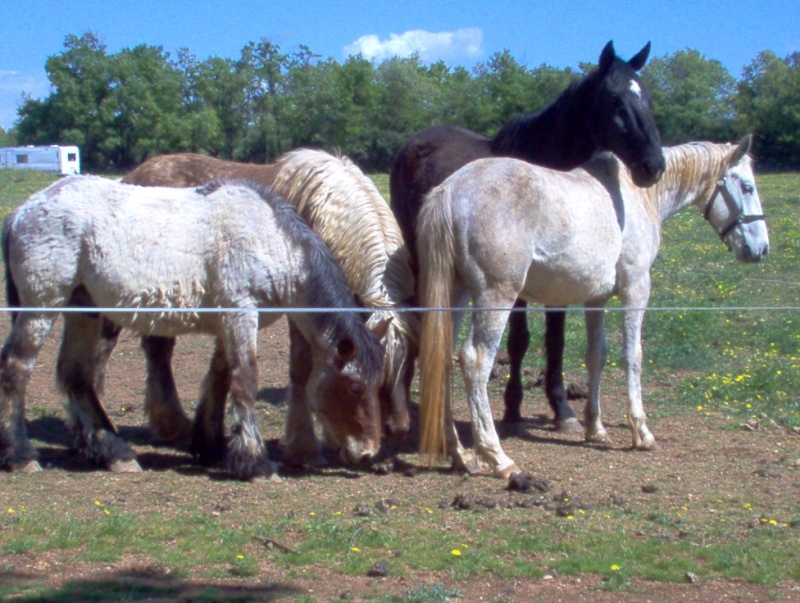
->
[[490, 79, 581, 156], [272, 149, 419, 357], [201, 178, 383, 374], [491, 55, 636, 161], [639, 142, 737, 220]]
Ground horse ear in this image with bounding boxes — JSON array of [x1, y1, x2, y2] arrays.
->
[[730, 134, 753, 165], [598, 41, 616, 72], [628, 42, 651, 71]]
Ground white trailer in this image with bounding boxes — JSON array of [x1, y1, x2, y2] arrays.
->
[[0, 145, 81, 175]]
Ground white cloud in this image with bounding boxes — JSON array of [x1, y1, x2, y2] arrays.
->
[[344, 28, 483, 64], [0, 70, 51, 130]]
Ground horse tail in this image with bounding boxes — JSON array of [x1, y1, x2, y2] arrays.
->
[[417, 184, 455, 462], [2, 211, 20, 322]]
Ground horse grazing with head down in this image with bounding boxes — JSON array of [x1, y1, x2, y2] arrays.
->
[[110, 149, 417, 461], [416, 137, 767, 478], [391, 41, 665, 432], [0, 176, 385, 479]]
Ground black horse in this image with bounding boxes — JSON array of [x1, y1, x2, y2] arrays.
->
[[390, 41, 665, 431]]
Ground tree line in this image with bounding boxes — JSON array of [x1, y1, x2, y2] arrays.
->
[[4, 32, 800, 172]]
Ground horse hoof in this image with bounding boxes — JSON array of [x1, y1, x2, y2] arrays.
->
[[251, 472, 283, 484], [451, 455, 480, 475], [586, 431, 610, 446], [285, 451, 327, 469], [497, 463, 522, 480], [109, 459, 143, 473], [16, 460, 43, 473], [635, 437, 657, 451], [555, 417, 584, 434]]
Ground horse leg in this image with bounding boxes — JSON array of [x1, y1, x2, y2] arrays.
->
[[58, 313, 140, 472], [438, 295, 479, 473], [0, 313, 55, 472], [191, 341, 231, 465], [94, 318, 121, 397], [283, 322, 324, 467], [544, 309, 581, 432], [142, 335, 192, 446], [621, 306, 655, 449], [502, 299, 528, 423], [583, 306, 609, 444], [460, 303, 520, 479], [223, 313, 277, 481]]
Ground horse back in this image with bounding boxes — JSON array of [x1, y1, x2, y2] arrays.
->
[[444, 158, 626, 306], [390, 125, 492, 270], [123, 153, 280, 189]]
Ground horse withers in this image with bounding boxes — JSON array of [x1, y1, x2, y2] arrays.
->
[[416, 137, 767, 478], [0, 176, 385, 479], [390, 41, 665, 433]]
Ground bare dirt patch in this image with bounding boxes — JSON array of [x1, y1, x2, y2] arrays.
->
[[1, 312, 799, 602]]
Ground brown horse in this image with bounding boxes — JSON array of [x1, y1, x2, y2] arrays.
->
[[113, 149, 416, 463], [390, 41, 665, 433]]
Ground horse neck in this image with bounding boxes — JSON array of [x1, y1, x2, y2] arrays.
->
[[644, 143, 729, 224], [489, 82, 597, 168]]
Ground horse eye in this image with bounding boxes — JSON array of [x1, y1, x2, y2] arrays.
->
[[741, 182, 754, 195], [349, 381, 365, 396]]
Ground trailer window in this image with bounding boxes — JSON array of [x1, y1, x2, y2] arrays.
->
[[15, 154, 28, 164], [67, 153, 77, 162]]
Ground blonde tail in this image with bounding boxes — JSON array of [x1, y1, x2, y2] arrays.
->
[[416, 185, 455, 463]]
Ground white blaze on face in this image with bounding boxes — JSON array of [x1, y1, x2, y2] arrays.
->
[[629, 79, 642, 99]]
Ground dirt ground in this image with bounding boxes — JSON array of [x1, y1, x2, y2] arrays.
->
[[1, 314, 799, 602]]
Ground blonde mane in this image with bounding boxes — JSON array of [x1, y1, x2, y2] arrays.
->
[[637, 141, 737, 223], [272, 149, 419, 381]]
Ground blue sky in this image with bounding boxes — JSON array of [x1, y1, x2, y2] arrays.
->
[[1, 0, 798, 130]]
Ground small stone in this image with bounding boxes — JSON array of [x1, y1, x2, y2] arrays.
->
[[354, 504, 374, 517], [741, 418, 759, 431], [367, 561, 389, 577]]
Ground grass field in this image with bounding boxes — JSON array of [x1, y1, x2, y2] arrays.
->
[[0, 167, 798, 602]]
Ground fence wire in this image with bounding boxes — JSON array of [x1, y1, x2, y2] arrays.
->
[[1, 305, 799, 315]]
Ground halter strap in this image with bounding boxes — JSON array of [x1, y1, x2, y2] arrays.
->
[[703, 176, 766, 243]]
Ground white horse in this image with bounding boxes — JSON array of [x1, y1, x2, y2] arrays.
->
[[1, 176, 385, 479], [118, 149, 417, 459], [417, 136, 768, 478]]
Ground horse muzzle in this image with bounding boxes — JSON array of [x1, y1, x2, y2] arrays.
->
[[340, 435, 378, 466], [631, 159, 665, 188]]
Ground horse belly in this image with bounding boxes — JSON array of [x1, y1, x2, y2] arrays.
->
[[521, 253, 618, 307]]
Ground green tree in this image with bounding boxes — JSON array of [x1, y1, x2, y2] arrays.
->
[[188, 55, 251, 159], [736, 51, 800, 168], [0, 126, 12, 146], [238, 40, 291, 161], [105, 44, 187, 168], [642, 49, 737, 144], [469, 50, 534, 135], [281, 49, 338, 150], [17, 32, 114, 169]]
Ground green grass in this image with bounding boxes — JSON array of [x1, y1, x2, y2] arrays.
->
[[0, 169, 799, 600], [0, 169, 59, 218]]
